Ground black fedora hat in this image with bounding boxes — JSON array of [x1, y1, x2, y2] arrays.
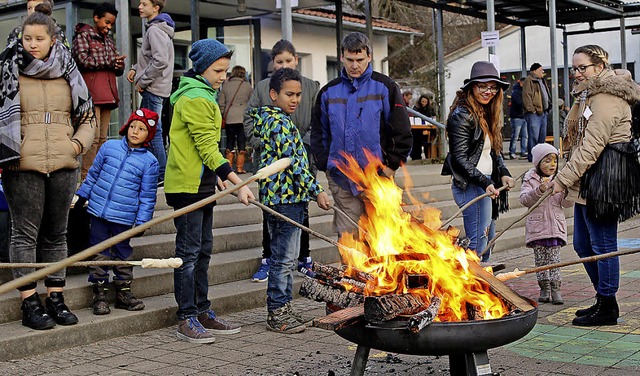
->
[[461, 61, 510, 91]]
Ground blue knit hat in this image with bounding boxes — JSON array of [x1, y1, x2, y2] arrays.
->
[[189, 39, 231, 74]]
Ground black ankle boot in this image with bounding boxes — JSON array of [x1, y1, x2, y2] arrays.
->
[[115, 281, 145, 311], [575, 294, 619, 317], [572, 294, 619, 326], [21, 293, 56, 330], [45, 292, 79, 325], [92, 282, 111, 315]]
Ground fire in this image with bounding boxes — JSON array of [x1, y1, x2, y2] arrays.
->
[[335, 151, 509, 321]]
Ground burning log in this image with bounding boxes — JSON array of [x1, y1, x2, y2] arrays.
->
[[313, 305, 364, 331], [467, 261, 535, 312], [407, 296, 442, 333], [312, 262, 374, 284], [364, 294, 428, 322], [465, 302, 479, 320], [299, 278, 364, 308]]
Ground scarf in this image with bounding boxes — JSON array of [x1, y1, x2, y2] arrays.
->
[[0, 40, 93, 164]]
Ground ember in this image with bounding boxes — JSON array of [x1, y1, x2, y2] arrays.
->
[[320, 152, 514, 322]]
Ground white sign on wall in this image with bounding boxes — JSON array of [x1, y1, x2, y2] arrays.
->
[[481, 31, 500, 48], [276, 0, 300, 8]]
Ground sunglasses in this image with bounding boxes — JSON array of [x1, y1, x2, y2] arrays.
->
[[569, 64, 595, 74]]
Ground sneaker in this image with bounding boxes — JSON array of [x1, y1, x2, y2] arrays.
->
[[520, 154, 529, 160], [285, 302, 315, 324], [197, 310, 241, 334], [297, 257, 316, 278], [252, 258, 269, 282], [508, 153, 517, 160], [266, 306, 306, 334], [176, 317, 216, 344]]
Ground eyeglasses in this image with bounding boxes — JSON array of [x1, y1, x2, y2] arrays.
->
[[475, 84, 500, 94], [569, 64, 595, 74]]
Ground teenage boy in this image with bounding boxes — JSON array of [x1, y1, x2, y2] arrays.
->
[[127, 0, 174, 184], [72, 2, 126, 180], [250, 67, 331, 333]]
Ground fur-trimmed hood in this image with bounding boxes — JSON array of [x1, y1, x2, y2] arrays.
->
[[573, 69, 640, 105]]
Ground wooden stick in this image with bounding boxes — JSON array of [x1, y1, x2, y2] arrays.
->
[[0, 258, 183, 269], [440, 172, 525, 230], [467, 261, 535, 312], [0, 158, 292, 296], [496, 247, 640, 282], [328, 203, 366, 234], [478, 188, 553, 258], [313, 305, 364, 331]]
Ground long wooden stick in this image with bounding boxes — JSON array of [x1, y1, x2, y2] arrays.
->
[[0, 258, 182, 269], [478, 188, 553, 258], [0, 158, 292, 296], [440, 172, 526, 230], [496, 247, 640, 281]]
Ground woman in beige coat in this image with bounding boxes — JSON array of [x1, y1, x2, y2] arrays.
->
[[0, 7, 94, 330], [218, 65, 252, 173]]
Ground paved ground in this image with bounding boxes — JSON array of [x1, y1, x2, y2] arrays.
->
[[1, 215, 639, 375]]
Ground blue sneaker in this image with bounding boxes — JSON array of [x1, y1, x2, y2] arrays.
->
[[252, 258, 269, 282], [297, 257, 316, 278]]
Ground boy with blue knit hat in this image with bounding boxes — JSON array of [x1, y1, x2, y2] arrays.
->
[[165, 38, 254, 344]]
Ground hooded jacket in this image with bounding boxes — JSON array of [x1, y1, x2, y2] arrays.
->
[[250, 106, 323, 205], [310, 64, 412, 195], [556, 69, 640, 204], [218, 77, 253, 125], [72, 23, 122, 107], [164, 71, 233, 208], [509, 81, 525, 119], [131, 13, 175, 98], [76, 137, 159, 226]]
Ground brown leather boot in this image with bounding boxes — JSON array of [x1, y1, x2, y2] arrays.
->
[[225, 149, 235, 165], [236, 150, 247, 174]]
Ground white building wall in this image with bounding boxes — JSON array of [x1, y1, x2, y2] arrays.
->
[[445, 19, 640, 112]]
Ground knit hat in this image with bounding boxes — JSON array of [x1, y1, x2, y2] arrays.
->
[[119, 108, 159, 147], [531, 143, 559, 168], [189, 39, 231, 75], [530, 63, 542, 72], [461, 61, 509, 91]]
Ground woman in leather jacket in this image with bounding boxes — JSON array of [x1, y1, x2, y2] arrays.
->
[[441, 61, 515, 261]]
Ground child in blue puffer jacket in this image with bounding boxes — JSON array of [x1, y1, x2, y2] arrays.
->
[[75, 108, 159, 315]]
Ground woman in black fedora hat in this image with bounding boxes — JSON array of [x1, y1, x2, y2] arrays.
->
[[441, 61, 515, 261]]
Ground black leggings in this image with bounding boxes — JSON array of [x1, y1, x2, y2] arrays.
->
[[225, 123, 246, 151]]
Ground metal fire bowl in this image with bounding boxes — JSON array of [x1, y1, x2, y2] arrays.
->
[[335, 298, 538, 356]]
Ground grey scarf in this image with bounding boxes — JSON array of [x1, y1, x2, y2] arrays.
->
[[0, 40, 93, 164]]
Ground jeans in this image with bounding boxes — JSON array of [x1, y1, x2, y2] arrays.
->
[[509, 117, 528, 156], [266, 203, 304, 311], [173, 207, 213, 320], [87, 216, 134, 283], [525, 112, 548, 162], [573, 204, 619, 297], [452, 182, 495, 262], [261, 202, 310, 261], [3, 169, 77, 287], [141, 91, 167, 182]]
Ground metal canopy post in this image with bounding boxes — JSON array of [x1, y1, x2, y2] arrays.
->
[[562, 28, 570, 109], [281, 0, 292, 41], [191, 0, 200, 43], [115, 0, 131, 129], [520, 26, 527, 78], [621, 17, 627, 69], [364, 0, 374, 63], [487, 0, 496, 57], [336, 0, 343, 65], [436, 5, 447, 156], [549, 0, 560, 149]]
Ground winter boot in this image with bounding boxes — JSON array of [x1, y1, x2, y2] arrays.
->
[[572, 294, 619, 326], [236, 150, 247, 174], [45, 291, 79, 325], [575, 295, 598, 317], [537, 280, 551, 303], [92, 282, 111, 315], [225, 149, 235, 166], [550, 281, 564, 305], [115, 281, 145, 311], [21, 293, 56, 330]]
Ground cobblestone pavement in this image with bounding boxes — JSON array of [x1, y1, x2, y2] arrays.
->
[[1, 219, 639, 376]]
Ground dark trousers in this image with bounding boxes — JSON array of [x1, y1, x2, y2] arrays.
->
[[225, 123, 246, 151], [87, 216, 134, 284]]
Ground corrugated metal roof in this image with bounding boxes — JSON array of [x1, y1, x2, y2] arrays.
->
[[295, 8, 422, 34]]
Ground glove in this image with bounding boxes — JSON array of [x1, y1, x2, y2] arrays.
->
[[72, 196, 87, 211]]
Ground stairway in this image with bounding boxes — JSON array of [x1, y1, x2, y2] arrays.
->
[[0, 159, 567, 361]]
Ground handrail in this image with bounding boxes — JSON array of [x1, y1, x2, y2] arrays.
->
[[406, 107, 445, 130]]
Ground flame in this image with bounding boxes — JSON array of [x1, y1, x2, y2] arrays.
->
[[335, 151, 509, 321]]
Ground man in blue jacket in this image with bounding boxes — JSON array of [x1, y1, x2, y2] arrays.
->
[[310, 32, 412, 235]]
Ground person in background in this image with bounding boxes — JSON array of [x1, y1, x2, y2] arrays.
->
[[403, 90, 413, 107], [410, 94, 436, 160], [523, 63, 551, 162], [6, 0, 68, 48], [441, 61, 515, 262], [166, 39, 254, 343], [311, 31, 412, 237], [551, 44, 640, 326], [508, 77, 528, 160], [127, 0, 174, 184], [72, 1, 126, 180], [219, 65, 252, 174], [244, 39, 320, 283], [75, 108, 159, 315], [250, 68, 331, 333], [0, 6, 95, 329], [520, 143, 571, 304]]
